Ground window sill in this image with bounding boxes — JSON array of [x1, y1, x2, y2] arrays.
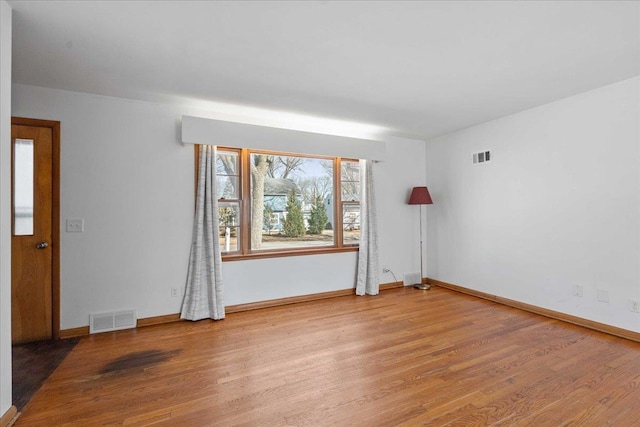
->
[[222, 246, 359, 262]]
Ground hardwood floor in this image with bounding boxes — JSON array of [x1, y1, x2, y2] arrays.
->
[[14, 286, 640, 426], [12, 337, 79, 410]]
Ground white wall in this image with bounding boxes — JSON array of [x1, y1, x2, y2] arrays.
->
[[12, 83, 427, 330], [378, 135, 429, 281], [0, 0, 11, 417], [425, 77, 640, 332]]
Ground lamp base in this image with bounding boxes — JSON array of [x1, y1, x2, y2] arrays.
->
[[413, 283, 431, 290]]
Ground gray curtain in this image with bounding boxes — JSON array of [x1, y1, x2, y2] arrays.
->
[[356, 159, 380, 295], [181, 145, 225, 320]]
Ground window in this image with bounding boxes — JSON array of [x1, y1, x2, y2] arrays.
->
[[340, 160, 360, 246], [216, 150, 240, 253], [210, 147, 360, 259]]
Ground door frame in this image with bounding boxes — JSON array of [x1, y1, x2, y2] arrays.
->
[[11, 117, 60, 339]]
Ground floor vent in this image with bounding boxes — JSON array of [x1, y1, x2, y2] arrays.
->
[[89, 310, 137, 334], [403, 272, 421, 286]]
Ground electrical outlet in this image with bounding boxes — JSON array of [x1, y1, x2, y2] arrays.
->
[[572, 285, 583, 297], [171, 287, 179, 297], [630, 299, 640, 313], [383, 268, 390, 273]]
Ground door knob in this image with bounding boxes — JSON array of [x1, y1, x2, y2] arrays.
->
[[36, 241, 49, 249]]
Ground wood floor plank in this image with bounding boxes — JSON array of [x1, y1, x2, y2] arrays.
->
[[13, 286, 640, 426]]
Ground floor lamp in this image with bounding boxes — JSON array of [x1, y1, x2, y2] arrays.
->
[[408, 186, 433, 290]]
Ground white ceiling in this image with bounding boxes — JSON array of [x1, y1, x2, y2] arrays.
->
[[8, 1, 640, 141]]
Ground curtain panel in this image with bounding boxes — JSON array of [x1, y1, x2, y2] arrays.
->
[[181, 145, 225, 321], [355, 159, 380, 296]]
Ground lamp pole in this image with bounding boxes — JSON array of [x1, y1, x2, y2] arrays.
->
[[408, 186, 433, 290], [414, 203, 430, 290]]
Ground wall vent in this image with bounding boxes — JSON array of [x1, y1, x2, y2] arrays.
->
[[89, 310, 137, 334], [403, 272, 421, 286], [472, 150, 492, 164]]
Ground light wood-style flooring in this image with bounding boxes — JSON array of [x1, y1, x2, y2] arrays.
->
[[15, 286, 640, 426]]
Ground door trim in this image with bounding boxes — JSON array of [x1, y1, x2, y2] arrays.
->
[[11, 117, 60, 339]]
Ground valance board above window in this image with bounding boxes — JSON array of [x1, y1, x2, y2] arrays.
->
[[181, 115, 387, 161]]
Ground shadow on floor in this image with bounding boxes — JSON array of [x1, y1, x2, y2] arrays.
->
[[12, 338, 79, 410]]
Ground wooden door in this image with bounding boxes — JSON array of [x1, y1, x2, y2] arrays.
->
[[11, 119, 59, 344]]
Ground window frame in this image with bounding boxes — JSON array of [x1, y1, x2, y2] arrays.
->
[[195, 146, 360, 261], [338, 159, 361, 247], [216, 148, 242, 253]]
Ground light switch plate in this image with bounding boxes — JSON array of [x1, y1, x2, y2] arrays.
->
[[66, 218, 84, 232]]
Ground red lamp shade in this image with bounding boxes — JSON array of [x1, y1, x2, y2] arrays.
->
[[408, 186, 433, 205]]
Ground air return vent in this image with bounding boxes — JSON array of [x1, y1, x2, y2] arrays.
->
[[403, 272, 421, 286], [472, 150, 492, 164], [89, 310, 137, 334]]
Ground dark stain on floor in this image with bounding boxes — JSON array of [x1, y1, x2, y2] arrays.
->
[[99, 349, 181, 375], [13, 338, 80, 410]]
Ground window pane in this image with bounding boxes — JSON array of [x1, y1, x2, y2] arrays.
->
[[216, 151, 239, 199], [216, 151, 238, 175], [216, 176, 239, 200], [250, 153, 334, 250], [341, 160, 360, 202], [14, 139, 34, 236], [342, 203, 360, 245], [218, 202, 240, 253]]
